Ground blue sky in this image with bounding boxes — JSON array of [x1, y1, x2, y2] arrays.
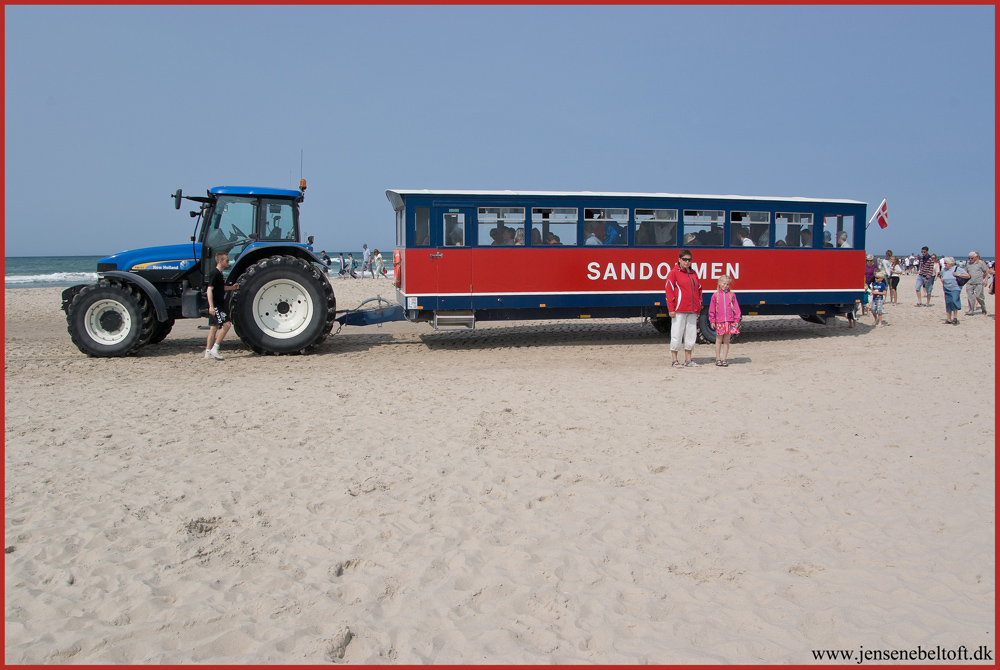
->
[[4, 5, 995, 258]]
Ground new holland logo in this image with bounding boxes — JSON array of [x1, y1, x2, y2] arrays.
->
[[133, 260, 197, 271]]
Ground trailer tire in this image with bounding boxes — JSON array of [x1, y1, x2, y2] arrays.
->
[[230, 255, 335, 355], [696, 309, 716, 345], [650, 316, 671, 335], [697, 309, 741, 345], [66, 279, 150, 357]]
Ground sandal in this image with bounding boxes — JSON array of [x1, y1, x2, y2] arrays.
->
[[671, 360, 683, 368], [722, 360, 729, 367], [715, 360, 724, 367]]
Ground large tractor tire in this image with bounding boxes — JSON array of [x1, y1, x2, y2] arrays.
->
[[66, 279, 154, 357], [148, 318, 176, 345], [230, 255, 336, 355]]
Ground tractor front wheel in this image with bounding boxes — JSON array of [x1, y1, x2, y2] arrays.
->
[[66, 279, 152, 357]]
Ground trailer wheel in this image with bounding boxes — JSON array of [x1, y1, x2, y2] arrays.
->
[[800, 314, 827, 325], [698, 309, 741, 345], [650, 316, 671, 335], [230, 255, 335, 355], [696, 309, 716, 344], [66, 279, 150, 357]]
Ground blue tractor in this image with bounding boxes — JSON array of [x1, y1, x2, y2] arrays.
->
[[61, 181, 336, 356]]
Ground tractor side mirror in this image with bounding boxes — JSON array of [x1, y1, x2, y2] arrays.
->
[[307, 235, 314, 245], [173, 189, 183, 210], [190, 211, 199, 218]]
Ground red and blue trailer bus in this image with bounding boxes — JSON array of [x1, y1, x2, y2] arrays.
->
[[385, 189, 866, 341]]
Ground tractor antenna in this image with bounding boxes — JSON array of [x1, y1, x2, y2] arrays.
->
[[300, 150, 303, 180]]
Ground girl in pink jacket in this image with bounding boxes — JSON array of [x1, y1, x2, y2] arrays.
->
[[709, 275, 741, 367]]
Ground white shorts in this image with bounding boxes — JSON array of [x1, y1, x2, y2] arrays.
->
[[670, 312, 698, 351]]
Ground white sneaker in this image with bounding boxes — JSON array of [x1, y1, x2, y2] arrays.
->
[[208, 348, 224, 360], [204, 350, 213, 358]]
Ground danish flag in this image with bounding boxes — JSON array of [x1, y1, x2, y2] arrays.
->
[[869, 198, 888, 229]]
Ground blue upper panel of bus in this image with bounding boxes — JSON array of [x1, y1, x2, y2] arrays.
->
[[210, 186, 301, 198]]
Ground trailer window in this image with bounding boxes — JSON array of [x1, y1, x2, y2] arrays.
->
[[682, 210, 725, 247], [414, 208, 430, 246], [531, 208, 577, 246], [730, 211, 769, 247], [444, 212, 465, 247], [583, 208, 628, 245], [479, 207, 525, 246], [775, 212, 814, 248], [635, 209, 677, 246], [823, 215, 854, 248]]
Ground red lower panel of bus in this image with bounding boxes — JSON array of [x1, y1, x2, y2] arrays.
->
[[399, 248, 865, 295]]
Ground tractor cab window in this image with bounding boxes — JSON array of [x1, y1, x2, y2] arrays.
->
[[205, 196, 256, 260], [261, 200, 296, 241]]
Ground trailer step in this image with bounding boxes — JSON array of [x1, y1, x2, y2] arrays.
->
[[433, 310, 475, 330]]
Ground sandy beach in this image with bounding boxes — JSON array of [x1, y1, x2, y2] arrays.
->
[[5, 274, 995, 663]]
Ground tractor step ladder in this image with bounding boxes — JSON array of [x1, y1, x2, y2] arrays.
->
[[433, 310, 475, 331]]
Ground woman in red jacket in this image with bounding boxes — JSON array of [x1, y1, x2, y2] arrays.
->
[[664, 249, 703, 368]]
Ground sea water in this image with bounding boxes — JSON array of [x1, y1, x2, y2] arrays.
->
[[5, 253, 392, 288]]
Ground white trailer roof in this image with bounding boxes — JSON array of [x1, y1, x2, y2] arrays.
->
[[386, 189, 866, 205]]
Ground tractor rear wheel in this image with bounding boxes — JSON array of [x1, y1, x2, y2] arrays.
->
[[230, 255, 335, 355], [66, 279, 152, 357]]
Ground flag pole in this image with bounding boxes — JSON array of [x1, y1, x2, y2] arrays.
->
[[866, 197, 887, 229]]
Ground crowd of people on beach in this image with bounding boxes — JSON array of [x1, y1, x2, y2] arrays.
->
[[661, 244, 993, 370], [861, 247, 994, 327], [319, 245, 388, 281]]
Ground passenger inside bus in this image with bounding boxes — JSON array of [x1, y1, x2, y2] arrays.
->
[[584, 221, 602, 245], [732, 226, 755, 246], [753, 225, 770, 247]]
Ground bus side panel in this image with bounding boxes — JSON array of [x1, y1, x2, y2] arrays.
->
[[400, 248, 437, 296], [470, 248, 865, 295]]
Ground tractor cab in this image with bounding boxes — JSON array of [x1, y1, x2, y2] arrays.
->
[[184, 183, 307, 283]]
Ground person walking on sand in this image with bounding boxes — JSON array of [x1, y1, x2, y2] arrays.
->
[[709, 274, 741, 367], [863, 255, 878, 316], [889, 256, 902, 305], [665, 249, 703, 368], [360, 244, 372, 279], [963, 251, 991, 316], [940, 257, 962, 325], [346, 253, 358, 279], [915, 246, 935, 306], [870, 271, 887, 327], [204, 251, 234, 360], [372, 248, 387, 279], [337, 253, 347, 279]]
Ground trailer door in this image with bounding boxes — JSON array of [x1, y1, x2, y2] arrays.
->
[[433, 207, 473, 310]]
